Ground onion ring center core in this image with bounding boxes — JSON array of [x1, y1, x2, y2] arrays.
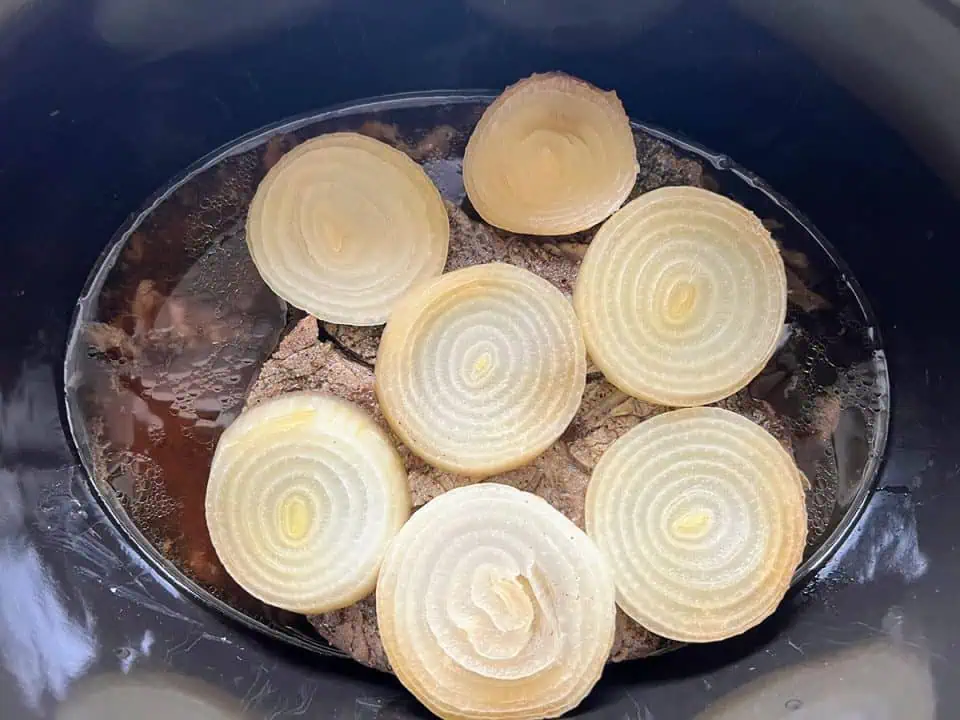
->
[[663, 279, 700, 324], [277, 489, 316, 545], [464, 566, 538, 660]]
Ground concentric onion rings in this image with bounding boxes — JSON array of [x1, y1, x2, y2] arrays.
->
[[375, 263, 587, 477], [585, 407, 807, 643], [463, 72, 638, 235], [574, 186, 787, 406], [377, 483, 616, 720], [205, 392, 411, 614], [246, 132, 449, 325]]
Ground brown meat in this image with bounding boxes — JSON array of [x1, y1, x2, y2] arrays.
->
[[309, 595, 388, 672], [245, 314, 793, 672], [631, 132, 706, 196]]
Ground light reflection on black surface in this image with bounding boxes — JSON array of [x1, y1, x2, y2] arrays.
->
[[92, 0, 333, 59], [732, 0, 960, 197], [817, 490, 928, 585], [0, 368, 98, 712], [695, 636, 935, 719], [57, 672, 246, 720], [0, 531, 98, 711], [466, 0, 681, 47]]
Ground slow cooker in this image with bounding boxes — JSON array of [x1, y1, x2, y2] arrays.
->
[[1, 1, 958, 718]]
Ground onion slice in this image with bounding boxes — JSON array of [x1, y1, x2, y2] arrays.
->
[[375, 262, 586, 477], [463, 72, 638, 235], [246, 132, 449, 325], [205, 392, 411, 613], [574, 186, 787, 407], [377, 483, 616, 720], [585, 407, 807, 643]]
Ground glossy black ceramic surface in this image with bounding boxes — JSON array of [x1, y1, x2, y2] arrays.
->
[[1, 1, 959, 718]]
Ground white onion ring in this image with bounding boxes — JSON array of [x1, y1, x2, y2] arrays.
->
[[463, 72, 638, 235], [205, 392, 411, 613], [586, 407, 807, 642], [375, 263, 586, 477], [377, 483, 616, 720], [246, 132, 449, 325], [574, 186, 787, 406]]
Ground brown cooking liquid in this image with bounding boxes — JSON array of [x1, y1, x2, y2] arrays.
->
[[64, 96, 890, 648], [69, 144, 291, 623]]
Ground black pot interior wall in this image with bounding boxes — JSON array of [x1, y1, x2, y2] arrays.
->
[[0, 1, 958, 719]]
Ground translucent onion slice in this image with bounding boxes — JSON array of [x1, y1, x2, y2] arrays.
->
[[574, 186, 787, 407], [585, 407, 807, 643], [377, 483, 616, 720], [375, 263, 587, 477], [246, 132, 450, 325], [205, 392, 411, 613], [463, 72, 638, 235]]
